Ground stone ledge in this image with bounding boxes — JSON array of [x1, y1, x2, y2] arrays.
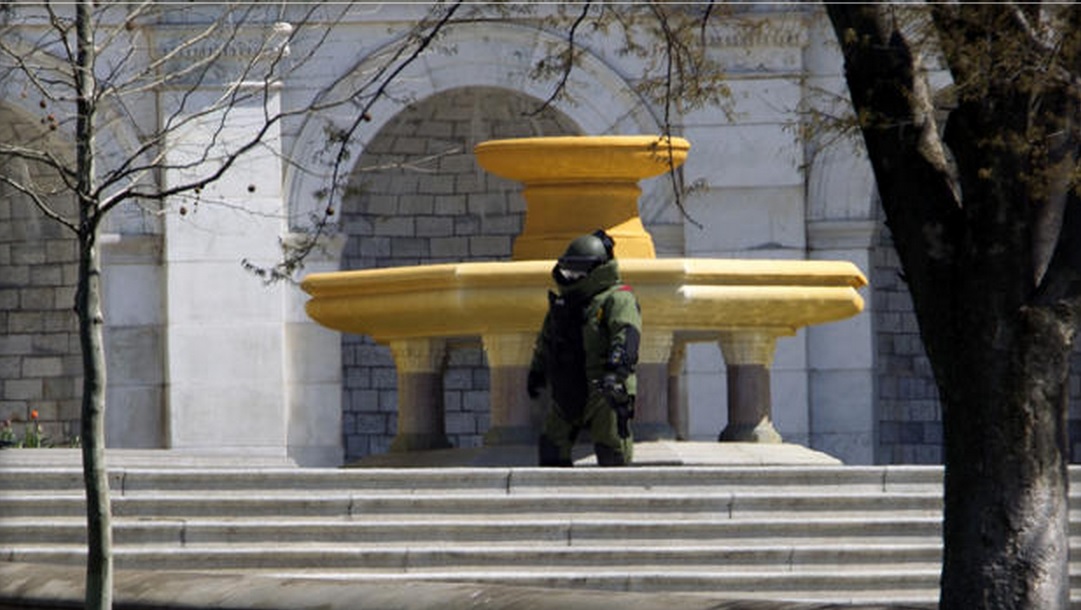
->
[[0, 561, 932, 610], [0, 449, 297, 469], [349, 441, 843, 468], [0, 442, 841, 470]]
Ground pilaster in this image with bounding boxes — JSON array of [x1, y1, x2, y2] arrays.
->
[[158, 24, 291, 456], [284, 233, 346, 466], [807, 219, 876, 464], [101, 234, 164, 449]]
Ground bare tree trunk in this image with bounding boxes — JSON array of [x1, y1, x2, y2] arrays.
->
[[939, 305, 1071, 609], [825, 5, 1075, 608], [75, 2, 113, 608]]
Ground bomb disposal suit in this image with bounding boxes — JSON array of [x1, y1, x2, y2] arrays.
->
[[528, 231, 642, 467]]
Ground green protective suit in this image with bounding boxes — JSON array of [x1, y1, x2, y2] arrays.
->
[[530, 259, 642, 466]]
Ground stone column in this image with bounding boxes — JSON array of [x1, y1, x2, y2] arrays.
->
[[717, 330, 784, 443], [633, 330, 675, 440], [482, 332, 539, 445], [388, 338, 450, 452]]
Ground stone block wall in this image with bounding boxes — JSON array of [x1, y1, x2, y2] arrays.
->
[[0, 178, 82, 447], [339, 86, 578, 462], [872, 227, 942, 464]]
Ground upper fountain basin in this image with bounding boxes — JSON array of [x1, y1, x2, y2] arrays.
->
[[474, 135, 690, 184]]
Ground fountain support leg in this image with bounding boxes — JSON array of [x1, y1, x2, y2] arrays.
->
[[481, 332, 540, 445], [717, 331, 785, 443], [388, 338, 451, 452], [667, 341, 688, 440], [633, 331, 676, 440]]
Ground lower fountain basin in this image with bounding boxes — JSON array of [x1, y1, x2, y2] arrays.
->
[[301, 258, 866, 341]]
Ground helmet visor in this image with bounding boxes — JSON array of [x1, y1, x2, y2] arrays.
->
[[557, 255, 601, 274], [556, 266, 588, 283]]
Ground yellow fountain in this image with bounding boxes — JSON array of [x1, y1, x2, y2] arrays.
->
[[301, 135, 866, 457]]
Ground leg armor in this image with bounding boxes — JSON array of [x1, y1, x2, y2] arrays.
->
[[538, 434, 573, 467], [593, 443, 628, 467]]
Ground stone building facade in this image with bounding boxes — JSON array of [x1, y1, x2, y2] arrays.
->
[[1, 4, 1078, 465]]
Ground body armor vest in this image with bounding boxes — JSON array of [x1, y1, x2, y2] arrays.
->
[[543, 291, 589, 415]]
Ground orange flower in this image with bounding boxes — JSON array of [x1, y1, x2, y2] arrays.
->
[[30, 409, 38, 420]]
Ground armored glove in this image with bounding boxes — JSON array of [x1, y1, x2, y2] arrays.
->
[[601, 373, 634, 439]]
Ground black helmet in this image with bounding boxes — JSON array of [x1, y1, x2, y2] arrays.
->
[[555, 229, 615, 283]]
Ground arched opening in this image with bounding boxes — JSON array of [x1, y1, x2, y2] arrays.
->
[[338, 87, 579, 461]]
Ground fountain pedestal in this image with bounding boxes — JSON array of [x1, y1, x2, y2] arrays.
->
[[475, 136, 687, 261]]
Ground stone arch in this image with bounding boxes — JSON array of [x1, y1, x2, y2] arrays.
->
[[806, 137, 877, 224], [0, 35, 150, 218], [339, 86, 579, 460], [285, 20, 670, 238]]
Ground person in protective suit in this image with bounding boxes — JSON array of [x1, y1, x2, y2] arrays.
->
[[527, 229, 642, 467]]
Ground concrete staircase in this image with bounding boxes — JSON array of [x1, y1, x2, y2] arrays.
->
[[1, 451, 1079, 606]]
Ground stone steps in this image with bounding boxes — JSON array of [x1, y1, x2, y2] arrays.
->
[[0, 493, 949, 520], [3, 458, 1081, 605], [5, 541, 946, 570], [0, 516, 948, 547]]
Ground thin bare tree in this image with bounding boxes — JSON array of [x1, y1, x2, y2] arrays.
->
[[0, 2, 461, 607]]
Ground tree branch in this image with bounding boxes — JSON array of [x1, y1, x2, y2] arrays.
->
[[0, 157, 78, 234], [246, 1, 465, 282], [527, 1, 591, 117], [1033, 187, 1081, 306], [96, 4, 317, 209], [647, 1, 699, 230]]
